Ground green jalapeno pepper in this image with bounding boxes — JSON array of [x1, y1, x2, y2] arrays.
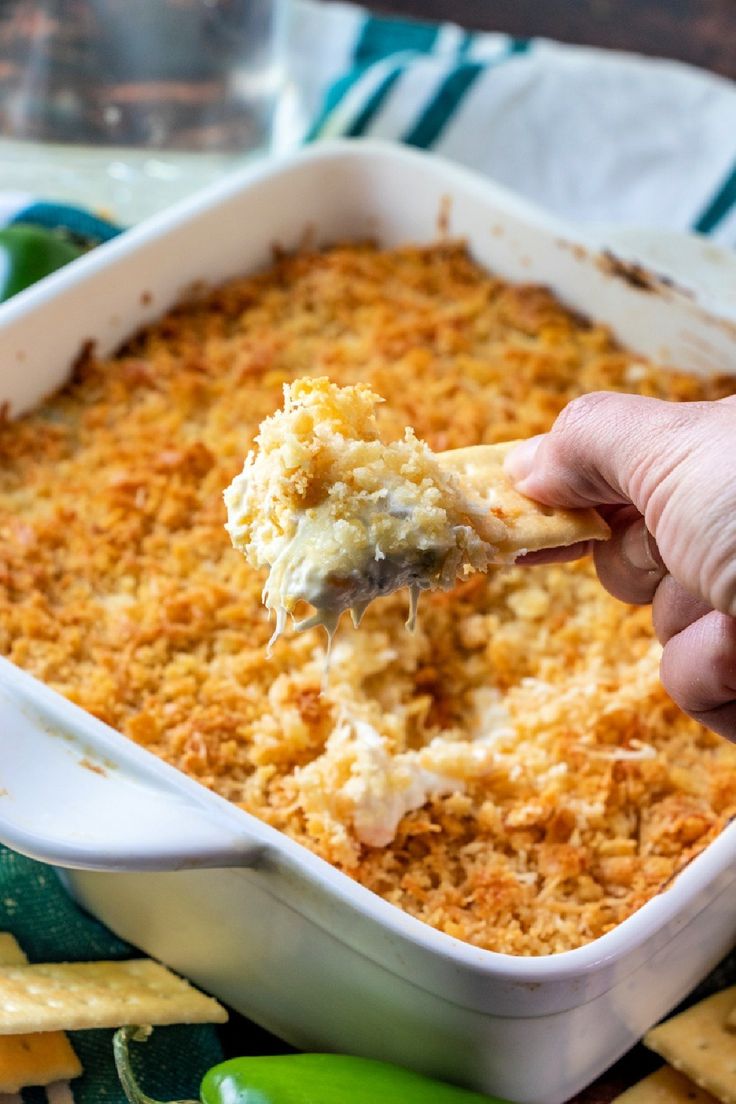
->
[[114, 1026, 509, 1104], [0, 224, 84, 302]]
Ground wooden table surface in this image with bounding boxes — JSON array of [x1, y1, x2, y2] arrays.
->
[[364, 0, 736, 80]]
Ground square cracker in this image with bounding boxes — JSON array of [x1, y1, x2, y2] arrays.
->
[[0, 933, 28, 968], [613, 1066, 719, 1104], [438, 441, 610, 554], [0, 958, 227, 1034], [645, 989, 736, 1104], [0, 933, 82, 1092]]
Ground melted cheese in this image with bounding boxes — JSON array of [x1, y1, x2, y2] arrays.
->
[[224, 377, 498, 644], [296, 708, 515, 847]]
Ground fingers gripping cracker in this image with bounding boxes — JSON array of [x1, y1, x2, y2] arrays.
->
[[437, 440, 610, 554]]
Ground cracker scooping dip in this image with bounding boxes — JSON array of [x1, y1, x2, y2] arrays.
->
[[224, 377, 608, 644]]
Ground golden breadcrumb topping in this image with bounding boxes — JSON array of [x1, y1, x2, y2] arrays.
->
[[224, 376, 500, 644], [1, 242, 735, 955]]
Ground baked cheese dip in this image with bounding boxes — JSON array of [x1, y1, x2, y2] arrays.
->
[[224, 377, 503, 644], [223, 378, 607, 648], [1, 242, 735, 955]]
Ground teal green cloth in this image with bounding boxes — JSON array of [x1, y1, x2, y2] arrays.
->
[[0, 846, 223, 1102]]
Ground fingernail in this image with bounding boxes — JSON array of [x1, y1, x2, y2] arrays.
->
[[504, 435, 543, 483], [621, 519, 663, 573]]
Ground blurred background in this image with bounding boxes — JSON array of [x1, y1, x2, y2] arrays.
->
[[0, 0, 733, 233], [355, 0, 734, 78], [0, 0, 286, 218]]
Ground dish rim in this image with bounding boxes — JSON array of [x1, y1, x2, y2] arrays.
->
[[1, 138, 735, 991]]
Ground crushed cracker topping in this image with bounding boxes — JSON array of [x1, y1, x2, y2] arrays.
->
[[1, 242, 735, 955]]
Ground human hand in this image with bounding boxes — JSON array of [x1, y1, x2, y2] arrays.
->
[[505, 392, 736, 741]]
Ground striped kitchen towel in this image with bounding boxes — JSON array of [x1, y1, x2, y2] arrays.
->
[[4, 3, 736, 249], [279, 0, 736, 245]]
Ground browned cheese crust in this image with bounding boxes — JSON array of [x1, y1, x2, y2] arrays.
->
[[1, 243, 735, 955]]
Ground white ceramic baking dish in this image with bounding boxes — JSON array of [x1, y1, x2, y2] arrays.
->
[[0, 140, 735, 1104]]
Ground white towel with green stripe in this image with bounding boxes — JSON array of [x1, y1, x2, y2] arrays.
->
[[280, 1, 736, 244]]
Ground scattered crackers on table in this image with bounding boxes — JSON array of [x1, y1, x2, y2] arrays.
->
[[612, 985, 736, 1104], [614, 1066, 719, 1104], [1, 914, 733, 1100], [0, 958, 228, 1035], [0, 933, 82, 1093], [644, 988, 736, 1104], [0, 931, 227, 1093]]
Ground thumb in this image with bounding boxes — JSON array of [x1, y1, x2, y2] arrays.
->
[[504, 392, 736, 616], [505, 392, 695, 510]]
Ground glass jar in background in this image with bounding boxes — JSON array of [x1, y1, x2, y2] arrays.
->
[[0, 0, 286, 222]]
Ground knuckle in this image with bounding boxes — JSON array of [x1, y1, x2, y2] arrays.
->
[[551, 392, 614, 438], [701, 549, 736, 618], [659, 646, 695, 713], [710, 620, 736, 694], [660, 614, 736, 716], [692, 497, 736, 614], [651, 575, 711, 644], [544, 392, 631, 502], [593, 522, 664, 606]]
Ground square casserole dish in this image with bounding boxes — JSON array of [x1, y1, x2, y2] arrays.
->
[[0, 140, 735, 1104]]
